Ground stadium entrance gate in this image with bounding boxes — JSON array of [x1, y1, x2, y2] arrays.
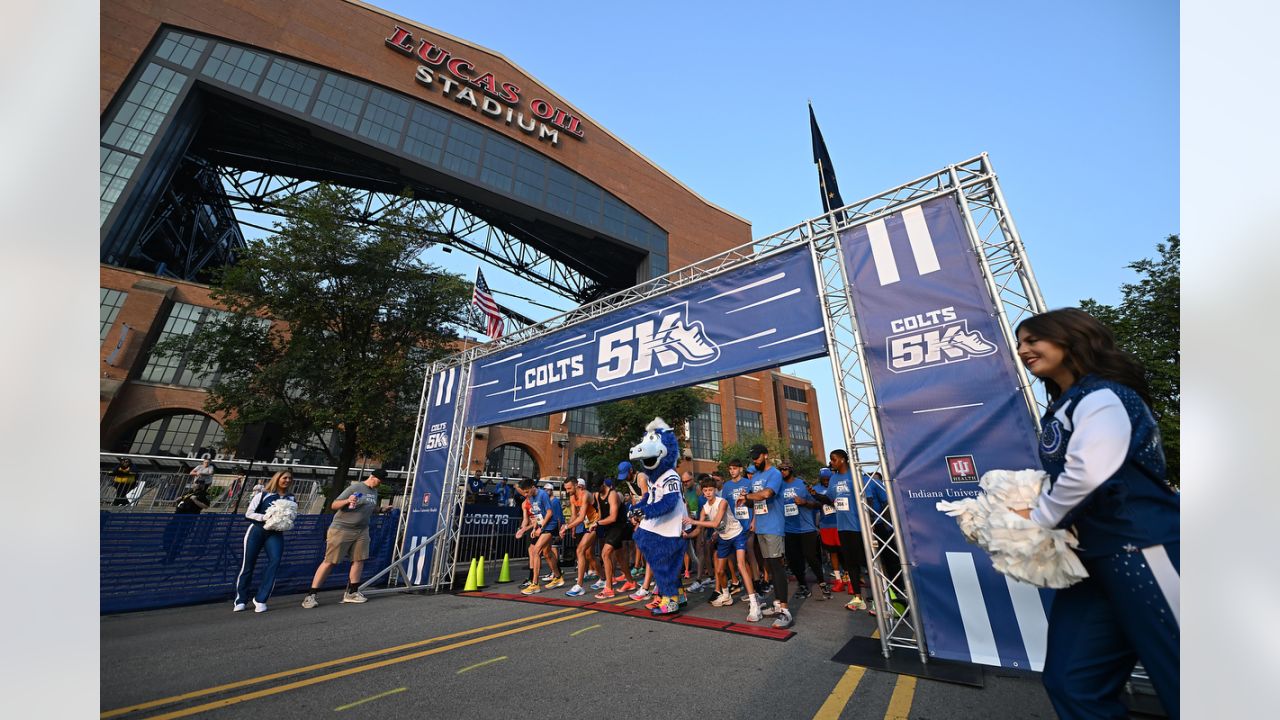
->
[[373, 154, 1050, 669]]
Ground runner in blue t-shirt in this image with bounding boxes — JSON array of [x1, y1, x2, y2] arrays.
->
[[828, 449, 867, 612], [742, 444, 792, 629], [718, 458, 759, 591], [516, 479, 564, 594], [810, 467, 844, 591], [780, 464, 830, 600]]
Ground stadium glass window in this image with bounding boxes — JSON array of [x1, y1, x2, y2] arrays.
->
[[202, 43, 268, 92], [258, 59, 321, 112], [311, 74, 368, 132], [544, 163, 575, 216], [155, 31, 208, 69], [486, 443, 539, 479], [403, 104, 450, 166], [690, 402, 723, 460], [567, 406, 600, 436], [783, 385, 808, 403], [139, 302, 240, 388], [502, 414, 549, 431], [100, 288, 128, 344], [512, 148, 547, 204], [101, 63, 187, 155], [357, 87, 410, 149], [442, 121, 484, 178], [479, 135, 518, 193], [735, 408, 763, 440], [573, 176, 603, 228], [128, 412, 225, 457], [787, 409, 813, 456]]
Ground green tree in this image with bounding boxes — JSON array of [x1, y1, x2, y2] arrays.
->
[[155, 184, 471, 506], [1079, 235, 1179, 486], [574, 388, 711, 478], [716, 431, 822, 481]]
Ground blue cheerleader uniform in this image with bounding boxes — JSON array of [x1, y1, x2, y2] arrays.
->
[[1031, 374, 1180, 719]]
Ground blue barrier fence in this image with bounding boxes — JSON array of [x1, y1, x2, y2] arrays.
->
[[100, 511, 399, 614]]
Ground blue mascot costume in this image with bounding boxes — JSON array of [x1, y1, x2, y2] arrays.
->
[[628, 418, 689, 615]]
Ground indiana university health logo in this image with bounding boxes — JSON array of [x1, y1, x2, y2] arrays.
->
[[886, 310, 997, 374]]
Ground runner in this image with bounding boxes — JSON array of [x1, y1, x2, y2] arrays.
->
[[686, 475, 762, 621], [829, 449, 868, 611], [516, 478, 564, 594], [593, 477, 626, 599], [719, 458, 761, 596], [811, 467, 845, 591], [742, 444, 792, 629], [561, 478, 603, 596], [780, 463, 830, 600]]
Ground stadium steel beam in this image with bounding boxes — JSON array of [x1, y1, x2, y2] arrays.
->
[[214, 168, 606, 304]]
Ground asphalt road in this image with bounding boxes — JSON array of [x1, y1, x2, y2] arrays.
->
[[102, 576, 1060, 720]]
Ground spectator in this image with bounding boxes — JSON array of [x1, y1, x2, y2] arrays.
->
[[110, 458, 137, 506], [161, 477, 212, 563], [190, 456, 216, 483], [301, 468, 388, 608], [174, 478, 212, 514], [234, 470, 296, 613]]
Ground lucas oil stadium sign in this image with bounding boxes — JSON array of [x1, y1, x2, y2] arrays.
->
[[385, 26, 586, 147]]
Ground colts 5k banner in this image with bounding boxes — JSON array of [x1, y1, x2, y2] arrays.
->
[[466, 246, 828, 427], [401, 366, 458, 585], [839, 195, 1050, 670]]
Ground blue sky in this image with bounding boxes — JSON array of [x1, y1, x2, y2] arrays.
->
[[365, 0, 1179, 455]]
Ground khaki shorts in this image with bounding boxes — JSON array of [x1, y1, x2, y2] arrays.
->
[[324, 525, 371, 563]]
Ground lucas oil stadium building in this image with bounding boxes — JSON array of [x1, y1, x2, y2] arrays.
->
[[99, 0, 825, 481]]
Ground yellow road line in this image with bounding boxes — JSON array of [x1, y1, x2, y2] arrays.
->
[[812, 665, 866, 720], [137, 610, 598, 720], [101, 606, 575, 719], [884, 675, 917, 719], [570, 624, 602, 636], [456, 656, 507, 674], [333, 687, 406, 712]]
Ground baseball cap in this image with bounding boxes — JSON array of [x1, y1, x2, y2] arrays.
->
[[542, 482, 554, 491], [371, 468, 388, 480], [748, 443, 768, 460], [616, 460, 633, 479], [779, 462, 793, 472], [819, 467, 832, 479], [576, 478, 587, 487]]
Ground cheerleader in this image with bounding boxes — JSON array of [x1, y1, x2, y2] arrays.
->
[[1015, 308, 1179, 719], [234, 470, 296, 613]]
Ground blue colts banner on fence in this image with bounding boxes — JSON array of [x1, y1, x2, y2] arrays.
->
[[402, 366, 459, 585], [839, 195, 1050, 670], [466, 246, 828, 427]]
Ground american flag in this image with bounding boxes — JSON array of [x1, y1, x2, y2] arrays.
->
[[472, 268, 504, 340]]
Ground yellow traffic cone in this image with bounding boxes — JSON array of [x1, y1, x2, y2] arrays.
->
[[476, 555, 487, 588], [463, 557, 478, 592], [498, 553, 512, 583]]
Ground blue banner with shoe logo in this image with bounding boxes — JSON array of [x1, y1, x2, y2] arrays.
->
[[838, 194, 1050, 670], [466, 246, 828, 427], [401, 366, 460, 585]]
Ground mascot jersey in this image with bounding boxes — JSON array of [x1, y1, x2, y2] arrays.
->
[[638, 468, 687, 537]]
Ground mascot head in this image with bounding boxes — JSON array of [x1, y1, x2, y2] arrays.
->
[[629, 417, 680, 474]]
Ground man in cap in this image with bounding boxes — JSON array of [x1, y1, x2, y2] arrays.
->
[[302, 468, 387, 608], [741, 444, 793, 629]]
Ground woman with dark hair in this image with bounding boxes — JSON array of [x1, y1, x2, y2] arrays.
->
[[1014, 307, 1179, 719]]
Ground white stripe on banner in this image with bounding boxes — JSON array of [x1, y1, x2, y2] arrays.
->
[[866, 219, 900, 286], [1141, 545, 1180, 626], [901, 206, 941, 276], [724, 287, 801, 314], [946, 552, 1001, 666], [444, 367, 456, 404], [1005, 577, 1049, 671]]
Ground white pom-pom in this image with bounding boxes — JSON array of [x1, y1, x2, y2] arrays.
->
[[935, 469, 1088, 588], [264, 499, 299, 532]]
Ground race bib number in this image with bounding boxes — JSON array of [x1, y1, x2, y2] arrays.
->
[[821, 504, 836, 516], [754, 501, 768, 515], [835, 497, 850, 512], [784, 504, 799, 517]]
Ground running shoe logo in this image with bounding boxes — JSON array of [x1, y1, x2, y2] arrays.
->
[[595, 302, 720, 385], [887, 318, 998, 373]]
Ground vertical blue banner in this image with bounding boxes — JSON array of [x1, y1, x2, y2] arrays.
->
[[839, 195, 1050, 670], [401, 366, 459, 585]]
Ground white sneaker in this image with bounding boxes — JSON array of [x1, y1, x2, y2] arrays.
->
[[233, 602, 246, 612], [301, 594, 318, 609], [342, 591, 368, 604], [746, 604, 763, 622], [762, 602, 782, 617], [253, 600, 268, 613], [772, 609, 794, 629], [687, 579, 703, 592], [710, 591, 734, 607]]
